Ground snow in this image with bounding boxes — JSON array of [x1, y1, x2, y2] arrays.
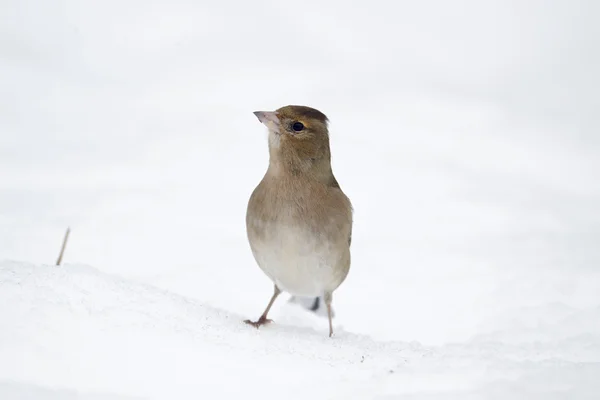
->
[[1, 261, 599, 399], [2, 0, 600, 398]]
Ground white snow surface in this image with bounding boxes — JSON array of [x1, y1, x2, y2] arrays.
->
[[2, 0, 600, 398], [1, 261, 599, 400]]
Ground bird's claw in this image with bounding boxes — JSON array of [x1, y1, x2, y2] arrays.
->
[[244, 316, 273, 328]]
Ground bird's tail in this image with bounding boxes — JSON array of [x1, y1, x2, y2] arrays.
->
[[288, 296, 334, 318]]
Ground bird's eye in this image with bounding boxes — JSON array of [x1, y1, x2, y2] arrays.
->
[[292, 122, 304, 132]]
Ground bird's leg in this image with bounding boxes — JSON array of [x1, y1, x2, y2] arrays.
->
[[324, 292, 334, 337], [244, 285, 281, 328]]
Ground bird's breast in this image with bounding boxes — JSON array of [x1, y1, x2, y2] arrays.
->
[[245, 178, 352, 295], [246, 211, 349, 296]]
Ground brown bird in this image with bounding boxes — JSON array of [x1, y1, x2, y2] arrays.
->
[[244, 105, 353, 337]]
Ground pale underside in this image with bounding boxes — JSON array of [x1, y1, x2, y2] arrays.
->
[[247, 218, 350, 296]]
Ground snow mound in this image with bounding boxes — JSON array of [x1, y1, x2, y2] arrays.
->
[[1, 261, 599, 399]]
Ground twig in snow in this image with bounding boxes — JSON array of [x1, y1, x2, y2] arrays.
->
[[56, 227, 70, 266]]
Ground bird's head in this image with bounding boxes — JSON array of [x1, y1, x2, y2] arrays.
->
[[253, 105, 332, 178]]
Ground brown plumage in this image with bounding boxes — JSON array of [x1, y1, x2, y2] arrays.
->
[[244, 105, 353, 337]]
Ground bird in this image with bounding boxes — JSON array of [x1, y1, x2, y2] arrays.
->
[[244, 105, 353, 337]]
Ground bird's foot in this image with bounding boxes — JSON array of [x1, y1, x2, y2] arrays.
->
[[244, 315, 273, 329]]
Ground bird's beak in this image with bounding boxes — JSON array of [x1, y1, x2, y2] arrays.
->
[[253, 111, 281, 134]]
